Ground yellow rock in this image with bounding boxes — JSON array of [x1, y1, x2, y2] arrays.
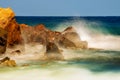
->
[[1, 60, 16, 67], [0, 7, 22, 46], [0, 7, 15, 29]]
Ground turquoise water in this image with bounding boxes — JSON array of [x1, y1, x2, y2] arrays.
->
[[0, 16, 120, 80]]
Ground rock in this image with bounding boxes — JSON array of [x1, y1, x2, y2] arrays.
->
[[0, 27, 7, 54], [0, 57, 10, 63], [20, 24, 47, 45], [0, 7, 22, 46], [45, 42, 64, 60], [58, 37, 76, 48], [5, 19, 22, 46], [62, 27, 88, 49], [0, 7, 89, 60], [63, 27, 81, 42], [10, 50, 21, 55], [0, 57, 16, 67], [2, 60, 16, 67], [22, 64, 29, 67], [0, 8, 15, 29]]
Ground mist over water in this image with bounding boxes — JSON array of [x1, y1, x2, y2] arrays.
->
[[54, 18, 120, 50], [1, 17, 120, 80]]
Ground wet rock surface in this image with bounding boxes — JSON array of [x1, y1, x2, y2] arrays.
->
[[45, 42, 64, 60], [0, 7, 88, 60]]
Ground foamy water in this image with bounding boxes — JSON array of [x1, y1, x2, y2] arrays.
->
[[0, 62, 120, 80], [55, 19, 120, 50], [0, 17, 120, 80]]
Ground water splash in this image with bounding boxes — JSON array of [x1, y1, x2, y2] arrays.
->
[[55, 18, 120, 50]]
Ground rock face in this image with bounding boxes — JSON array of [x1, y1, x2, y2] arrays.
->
[[0, 8, 15, 29], [0, 7, 22, 46], [0, 7, 88, 60], [20, 24, 47, 45], [0, 27, 7, 54]]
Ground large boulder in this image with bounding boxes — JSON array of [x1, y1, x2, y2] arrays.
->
[[0, 27, 7, 54], [62, 27, 88, 49], [0, 7, 22, 46], [0, 8, 15, 29], [45, 42, 64, 60], [20, 24, 47, 45], [0, 7, 88, 60], [58, 36, 76, 48]]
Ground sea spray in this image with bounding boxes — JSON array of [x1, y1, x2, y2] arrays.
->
[[54, 18, 120, 50]]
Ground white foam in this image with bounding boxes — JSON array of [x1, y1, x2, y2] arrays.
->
[[0, 67, 120, 80], [55, 18, 120, 50]]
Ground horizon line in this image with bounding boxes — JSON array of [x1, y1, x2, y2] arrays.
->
[[15, 16, 120, 17]]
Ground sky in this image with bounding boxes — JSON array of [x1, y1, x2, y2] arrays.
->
[[0, 0, 120, 16]]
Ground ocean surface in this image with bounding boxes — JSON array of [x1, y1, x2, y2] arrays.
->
[[0, 16, 120, 80]]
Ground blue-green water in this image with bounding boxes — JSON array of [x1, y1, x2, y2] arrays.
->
[[16, 16, 120, 35], [0, 16, 120, 80]]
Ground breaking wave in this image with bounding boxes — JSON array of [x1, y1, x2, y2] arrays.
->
[[54, 18, 120, 50]]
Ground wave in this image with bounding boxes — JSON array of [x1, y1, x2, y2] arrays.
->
[[0, 61, 120, 80], [54, 18, 120, 50]]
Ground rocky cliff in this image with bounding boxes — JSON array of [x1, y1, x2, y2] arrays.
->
[[0, 7, 88, 60], [0, 7, 22, 47]]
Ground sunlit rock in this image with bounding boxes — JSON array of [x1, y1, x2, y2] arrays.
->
[[0, 7, 22, 46], [0, 57, 16, 67], [0, 7, 88, 61], [0, 7, 15, 29]]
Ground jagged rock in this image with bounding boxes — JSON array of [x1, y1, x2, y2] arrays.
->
[[0, 7, 88, 60], [0, 27, 7, 54], [62, 27, 88, 49], [0, 8, 15, 29], [0, 7, 22, 46], [45, 42, 64, 60], [20, 24, 47, 45], [0, 57, 16, 67], [62, 26, 81, 41]]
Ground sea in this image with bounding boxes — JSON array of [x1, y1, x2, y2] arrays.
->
[[0, 16, 120, 80]]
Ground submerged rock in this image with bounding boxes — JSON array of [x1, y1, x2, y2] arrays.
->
[[0, 57, 16, 67]]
